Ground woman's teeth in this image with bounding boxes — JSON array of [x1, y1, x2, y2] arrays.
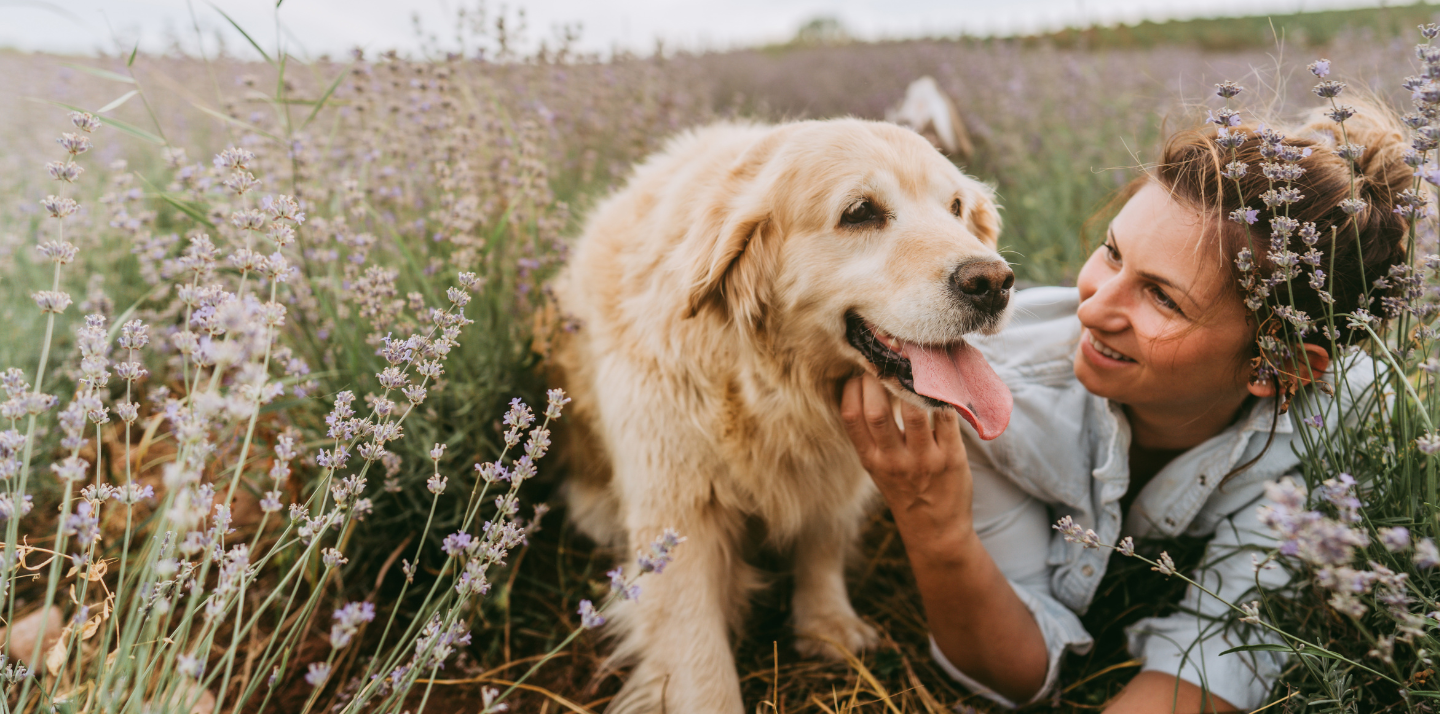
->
[[1087, 331, 1134, 362]]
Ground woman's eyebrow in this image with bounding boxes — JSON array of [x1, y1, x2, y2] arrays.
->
[[1136, 268, 1191, 301], [1110, 227, 1197, 305]]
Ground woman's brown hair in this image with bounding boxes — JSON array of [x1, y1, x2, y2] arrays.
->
[[1149, 100, 1415, 353]]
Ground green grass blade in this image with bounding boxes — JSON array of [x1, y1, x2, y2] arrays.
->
[[62, 63, 136, 84], [96, 90, 140, 114], [127, 43, 139, 67], [300, 62, 354, 131], [136, 173, 217, 229], [209, 4, 273, 64], [190, 102, 283, 142]]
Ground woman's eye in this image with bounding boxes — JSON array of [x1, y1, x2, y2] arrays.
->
[[841, 200, 882, 226], [1103, 241, 1121, 262], [1149, 285, 1182, 313]]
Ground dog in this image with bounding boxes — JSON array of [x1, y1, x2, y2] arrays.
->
[[886, 76, 975, 163], [550, 118, 1014, 713]]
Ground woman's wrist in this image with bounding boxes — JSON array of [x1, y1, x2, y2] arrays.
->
[[890, 506, 980, 566]]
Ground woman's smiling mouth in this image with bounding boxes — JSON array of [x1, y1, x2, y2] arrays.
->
[[1083, 329, 1136, 364]]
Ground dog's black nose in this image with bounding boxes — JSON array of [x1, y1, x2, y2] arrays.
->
[[950, 260, 1014, 315]]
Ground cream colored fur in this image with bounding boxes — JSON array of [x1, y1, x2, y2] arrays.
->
[[550, 118, 1004, 714]]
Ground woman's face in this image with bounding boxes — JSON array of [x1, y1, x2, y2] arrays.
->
[[1073, 181, 1256, 418]]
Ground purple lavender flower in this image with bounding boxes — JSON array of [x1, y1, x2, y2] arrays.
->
[[442, 531, 473, 557], [1116, 536, 1135, 557], [608, 567, 641, 600], [304, 661, 330, 687], [636, 528, 687, 573], [1379, 527, 1412, 553], [330, 601, 377, 648], [1152, 551, 1176, 576], [62, 501, 100, 546], [1416, 538, 1439, 569], [578, 599, 605, 628]]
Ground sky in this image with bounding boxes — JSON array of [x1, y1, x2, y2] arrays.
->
[[0, 0, 1413, 59]]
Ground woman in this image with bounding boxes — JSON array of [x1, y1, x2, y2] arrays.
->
[[841, 100, 1412, 712]]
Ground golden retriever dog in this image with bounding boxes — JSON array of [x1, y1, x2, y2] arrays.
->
[[550, 118, 1014, 713]]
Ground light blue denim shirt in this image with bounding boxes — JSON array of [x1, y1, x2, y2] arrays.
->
[[929, 286, 1376, 710]]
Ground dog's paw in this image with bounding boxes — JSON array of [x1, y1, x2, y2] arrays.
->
[[608, 660, 745, 714], [793, 612, 880, 661]]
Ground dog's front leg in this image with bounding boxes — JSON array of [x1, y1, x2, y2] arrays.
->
[[790, 510, 879, 661], [606, 505, 752, 714]]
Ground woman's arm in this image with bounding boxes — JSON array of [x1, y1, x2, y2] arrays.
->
[[1104, 673, 1240, 713], [840, 374, 1048, 703]]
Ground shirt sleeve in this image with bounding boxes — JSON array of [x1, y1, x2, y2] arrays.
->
[[1124, 490, 1293, 711], [929, 453, 1094, 709]]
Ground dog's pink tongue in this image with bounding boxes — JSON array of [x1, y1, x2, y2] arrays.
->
[[901, 341, 1013, 440]]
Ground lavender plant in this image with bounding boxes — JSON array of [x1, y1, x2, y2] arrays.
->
[[0, 11, 698, 711], [0, 109, 683, 711]]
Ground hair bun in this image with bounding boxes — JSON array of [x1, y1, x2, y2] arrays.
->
[[1298, 99, 1411, 199]]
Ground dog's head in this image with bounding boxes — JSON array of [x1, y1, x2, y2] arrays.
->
[[678, 119, 1013, 439]]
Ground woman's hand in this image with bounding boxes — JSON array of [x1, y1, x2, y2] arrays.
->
[[839, 372, 1049, 702], [840, 372, 973, 543]]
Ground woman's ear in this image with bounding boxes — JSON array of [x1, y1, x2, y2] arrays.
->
[[1246, 342, 1332, 397]]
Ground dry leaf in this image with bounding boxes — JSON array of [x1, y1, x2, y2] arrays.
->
[[44, 625, 73, 675]]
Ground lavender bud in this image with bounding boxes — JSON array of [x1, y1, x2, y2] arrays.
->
[[40, 195, 78, 218], [214, 147, 255, 170], [57, 132, 91, 155], [69, 111, 101, 132], [1214, 80, 1244, 98], [578, 599, 605, 628], [1152, 551, 1176, 576], [304, 662, 330, 687], [32, 290, 72, 314], [1313, 80, 1346, 99], [1339, 198, 1367, 215], [1239, 601, 1262, 624]]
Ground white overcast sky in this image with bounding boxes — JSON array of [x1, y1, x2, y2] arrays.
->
[[0, 0, 1412, 58]]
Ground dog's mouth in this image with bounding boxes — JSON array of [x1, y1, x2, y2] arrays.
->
[[844, 312, 1013, 440]]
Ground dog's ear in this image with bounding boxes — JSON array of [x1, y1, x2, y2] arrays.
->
[[680, 131, 789, 330], [965, 183, 1002, 247]]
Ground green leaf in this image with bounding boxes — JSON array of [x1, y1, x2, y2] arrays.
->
[[1219, 644, 1295, 655], [209, 4, 273, 64], [155, 193, 216, 229], [98, 114, 165, 145], [301, 62, 354, 130], [1219, 643, 1350, 663], [62, 63, 136, 84], [1407, 691, 1440, 699], [127, 43, 138, 67], [96, 90, 140, 114], [191, 103, 282, 142]]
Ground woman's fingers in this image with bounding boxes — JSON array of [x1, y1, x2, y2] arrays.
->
[[839, 376, 876, 455], [899, 399, 933, 448], [859, 373, 904, 452], [933, 406, 966, 464]]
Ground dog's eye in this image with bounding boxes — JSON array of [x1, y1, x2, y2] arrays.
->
[[950, 198, 963, 217], [841, 200, 882, 226]]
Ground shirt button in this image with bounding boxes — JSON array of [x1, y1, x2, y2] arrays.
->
[[1082, 564, 1095, 577], [1165, 517, 1177, 526]]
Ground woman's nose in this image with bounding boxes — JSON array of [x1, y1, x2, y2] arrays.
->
[[1076, 274, 1130, 333]]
